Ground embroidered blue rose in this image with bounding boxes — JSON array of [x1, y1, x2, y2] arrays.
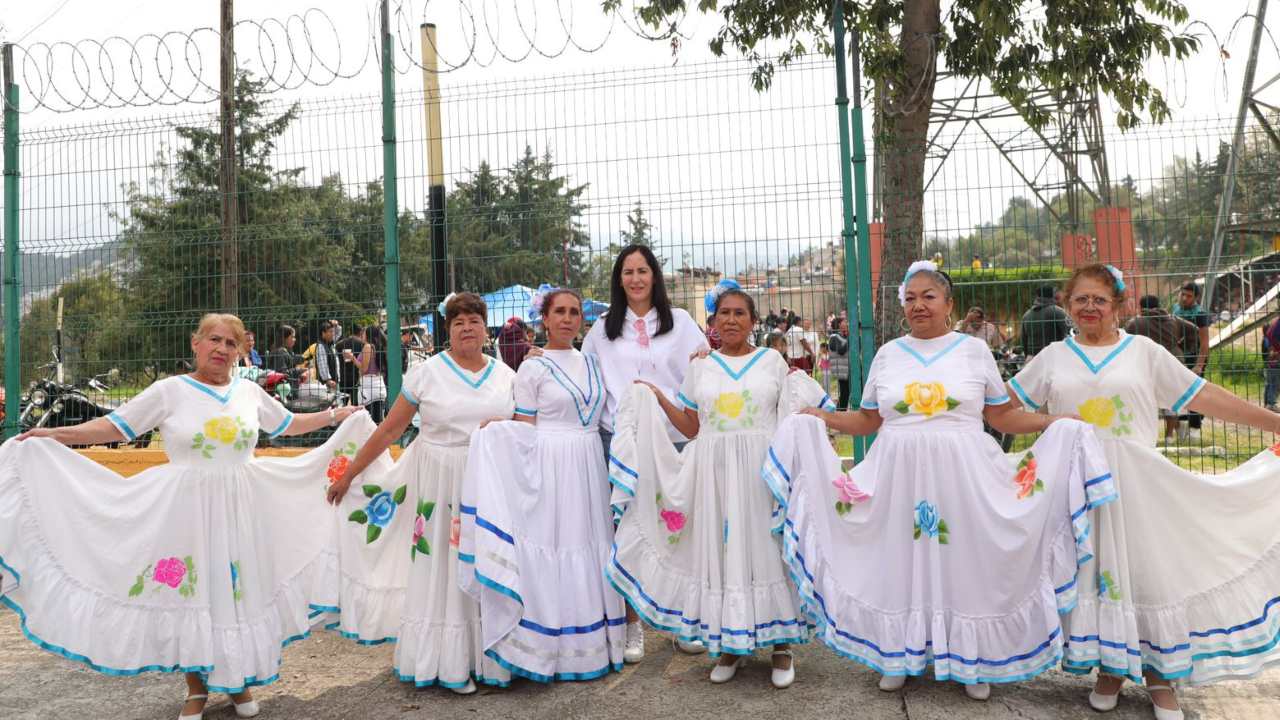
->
[[914, 501, 940, 537], [366, 492, 397, 528]]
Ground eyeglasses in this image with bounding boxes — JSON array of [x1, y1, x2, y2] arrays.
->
[[1069, 295, 1113, 309]]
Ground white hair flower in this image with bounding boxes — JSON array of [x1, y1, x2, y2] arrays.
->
[[1103, 265, 1126, 292], [898, 260, 939, 306]]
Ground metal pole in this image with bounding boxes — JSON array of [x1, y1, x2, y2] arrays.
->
[[831, 0, 862, 460], [850, 30, 877, 453], [1204, 0, 1269, 313], [219, 0, 239, 312], [421, 23, 448, 351], [380, 0, 403, 400], [2, 45, 19, 439]]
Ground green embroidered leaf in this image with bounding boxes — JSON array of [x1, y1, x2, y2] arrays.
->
[[667, 535, 679, 544], [655, 492, 663, 502], [945, 396, 960, 410], [420, 501, 435, 521], [894, 401, 911, 414], [128, 576, 145, 597], [1112, 397, 1125, 409], [362, 484, 382, 498], [183, 556, 194, 572], [913, 525, 922, 540], [393, 485, 407, 505], [344, 442, 357, 455], [348, 509, 368, 524], [415, 537, 430, 556], [366, 525, 382, 544], [835, 502, 849, 516], [937, 520, 949, 534], [1034, 480, 1044, 491], [939, 535, 949, 545], [178, 583, 193, 598]]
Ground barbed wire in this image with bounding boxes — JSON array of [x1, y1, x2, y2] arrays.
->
[[3, 0, 704, 113]]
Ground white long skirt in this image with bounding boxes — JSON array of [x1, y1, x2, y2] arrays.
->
[[459, 422, 625, 682]]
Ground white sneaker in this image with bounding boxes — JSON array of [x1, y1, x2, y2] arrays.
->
[[623, 622, 644, 664], [675, 637, 707, 654], [1187, 428, 1201, 443], [964, 682, 990, 701], [878, 674, 906, 691]]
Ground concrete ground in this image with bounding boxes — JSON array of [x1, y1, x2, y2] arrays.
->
[[1, 614, 1277, 720]]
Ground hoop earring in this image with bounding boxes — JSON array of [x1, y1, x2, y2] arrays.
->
[[899, 316, 910, 333]]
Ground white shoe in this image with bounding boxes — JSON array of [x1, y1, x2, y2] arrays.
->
[[1187, 428, 1201, 443], [449, 678, 477, 695], [232, 698, 260, 718], [709, 656, 745, 684], [1177, 423, 1190, 442], [675, 637, 707, 654], [178, 694, 207, 720], [964, 682, 990, 701], [1145, 683, 1184, 720], [878, 674, 906, 691], [1088, 689, 1120, 712], [623, 622, 644, 664], [770, 650, 795, 689]]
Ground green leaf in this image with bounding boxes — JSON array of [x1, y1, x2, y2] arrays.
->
[[362, 484, 382, 498], [393, 485, 407, 505], [348, 509, 368, 524], [1034, 479, 1044, 491], [366, 525, 382, 544], [128, 576, 145, 597], [835, 501, 849, 516], [939, 535, 949, 545], [416, 536, 430, 556], [667, 535, 679, 544], [945, 396, 960, 410], [183, 556, 194, 572], [894, 400, 911, 414], [937, 520, 949, 534], [913, 526, 921, 540], [420, 501, 435, 521]]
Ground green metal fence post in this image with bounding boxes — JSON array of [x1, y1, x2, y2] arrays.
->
[[832, 1, 875, 461], [849, 30, 876, 453], [380, 0, 403, 401], [2, 45, 20, 440]]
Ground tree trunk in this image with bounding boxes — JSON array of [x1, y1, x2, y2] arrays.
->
[[876, 0, 940, 342]]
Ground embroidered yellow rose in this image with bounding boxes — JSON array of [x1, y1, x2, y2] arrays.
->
[[1077, 397, 1116, 428], [715, 392, 746, 419], [903, 382, 950, 417], [203, 416, 239, 444]]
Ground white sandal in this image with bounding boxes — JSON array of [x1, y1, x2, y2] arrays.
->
[[1145, 682, 1184, 720], [178, 694, 208, 720]]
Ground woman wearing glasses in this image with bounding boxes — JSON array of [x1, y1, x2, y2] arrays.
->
[[581, 244, 709, 662], [1008, 264, 1280, 720]]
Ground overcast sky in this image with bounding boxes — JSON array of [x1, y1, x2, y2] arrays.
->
[[1, 0, 1277, 275]]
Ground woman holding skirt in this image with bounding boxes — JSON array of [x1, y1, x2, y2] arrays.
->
[[0, 313, 368, 720], [606, 287, 832, 688], [327, 292, 516, 694], [771, 262, 1113, 701], [459, 287, 626, 682], [1009, 264, 1280, 720]]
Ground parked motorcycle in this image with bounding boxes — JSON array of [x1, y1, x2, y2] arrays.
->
[[19, 364, 153, 449], [237, 367, 349, 447]]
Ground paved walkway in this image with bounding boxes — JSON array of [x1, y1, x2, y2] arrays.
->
[[2, 615, 1277, 719]]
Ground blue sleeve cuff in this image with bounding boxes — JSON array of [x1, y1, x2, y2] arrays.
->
[[267, 412, 294, 438], [985, 394, 1011, 405], [1009, 378, 1040, 410], [859, 400, 878, 410], [400, 387, 419, 407], [106, 412, 137, 441], [1171, 376, 1205, 414], [514, 406, 538, 417], [677, 392, 698, 410]]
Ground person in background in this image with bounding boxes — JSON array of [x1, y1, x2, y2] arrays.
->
[[241, 330, 264, 368], [956, 306, 1006, 349], [828, 317, 851, 410], [1172, 282, 1211, 442], [313, 320, 340, 391], [765, 309, 780, 332], [336, 324, 372, 405], [267, 324, 308, 383], [802, 319, 820, 375], [1125, 295, 1198, 441], [971, 254, 983, 271], [785, 316, 814, 372], [1263, 315, 1280, 412], [1021, 285, 1072, 358], [498, 316, 532, 371], [931, 250, 945, 268], [704, 313, 723, 350]]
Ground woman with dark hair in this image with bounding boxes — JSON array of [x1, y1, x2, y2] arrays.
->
[[459, 287, 625, 683], [1010, 264, 1280, 719], [327, 292, 517, 694], [498, 317, 532, 371], [579, 244, 708, 662]]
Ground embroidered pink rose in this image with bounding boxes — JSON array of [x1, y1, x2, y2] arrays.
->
[[832, 473, 869, 505], [153, 557, 187, 588], [449, 516, 462, 548], [413, 513, 426, 543], [660, 509, 686, 533]]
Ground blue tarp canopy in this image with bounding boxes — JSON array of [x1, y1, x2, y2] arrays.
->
[[417, 285, 609, 330]]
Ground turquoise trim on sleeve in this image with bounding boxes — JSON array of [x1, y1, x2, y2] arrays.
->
[[677, 392, 698, 410], [400, 386, 419, 407], [1009, 378, 1040, 410], [105, 411, 136, 441], [984, 394, 1011, 405], [266, 412, 293, 438], [1171, 377, 1205, 414], [860, 401, 879, 410], [513, 406, 538, 417]]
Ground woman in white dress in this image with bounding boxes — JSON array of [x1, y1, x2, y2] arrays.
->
[[0, 313, 366, 720], [607, 288, 833, 688], [458, 287, 625, 682], [326, 292, 516, 694], [569, 244, 709, 662], [776, 263, 1113, 700], [1008, 264, 1280, 720]]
